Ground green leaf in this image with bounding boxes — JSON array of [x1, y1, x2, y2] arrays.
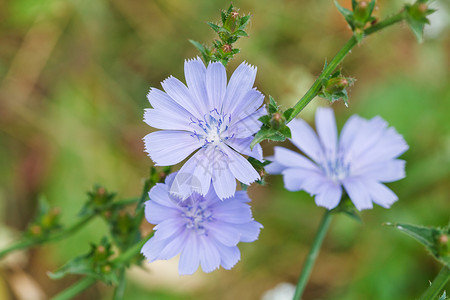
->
[[406, 17, 425, 43], [386, 223, 450, 268], [283, 108, 294, 121], [235, 30, 248, 37], [258, 115, 271, 125], [278, 125, 291, 139], [334, 0, 354, 27], [239, 15, 251, 28], [250, 127, 287, 149], [268, 96, 278, 114], [207, 22, 221, 33], [189, 40, 210, 62]]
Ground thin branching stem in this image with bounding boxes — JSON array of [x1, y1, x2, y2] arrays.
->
[[287, 10, 406, 123]]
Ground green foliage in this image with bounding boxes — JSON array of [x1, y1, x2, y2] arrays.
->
[[386, 223, 450, 268], [24, 197, 62, 241], [405, 0, 436, 43], [248, 157, 271, 185], [189, 4, 251, 66], [251, 96, 292, 149], [334, 0, 376, 42], [48, 237, 119, 285], [318, 68, 355, 106], [331, 196, 362, 223]]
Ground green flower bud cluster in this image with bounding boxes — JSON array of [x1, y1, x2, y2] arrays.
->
[[335, 0, 377, 42], [319, 69, 354, 107], [250, 96, 293, 149], [190, 4, 251, 66], [49, 237, 119, 285], [26, 198, 62, 240], [405, 0, 436, 43]]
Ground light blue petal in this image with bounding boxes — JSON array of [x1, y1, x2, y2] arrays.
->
[[144, 200, 179, 224], [362, 179, 398, 208], [198, 236, 221, 273], [178, 232, 200, 275], [231, 88, 265, 122], [281, 168, 328, 193], [143, 131, 202, 166], [264, 156, 286, 175], [220, 145, 260, 185], [288, 118, 325, 163], [314, 183, 342, 210], [339, 115, 365, 155], [184, 58, 208, 116], [223, 62, 257, 114], [141, 236, 170, 262], [232, 190, 251, 203], [226, 136, 263, 161], [211, 200, 252, 224], [315, 107, 338, 158], [229, 106, 266, 138], [154, 218, 185, 240], [158, 229, 189, 260], [354, 127, 409, 166], [148, 183, 180, 208], [353, 159, 406, 182], [169, 148, 213, 199], [147, 87, 194, 118], [206, 61, 227, 111], [233, 220, 263, 242], [206, 221, 241, 247], [274, 147, 320, 171], [213, 241, 241, 270], [211, 155, 236, 200], [161, 76, 201, 119], [144, 108, 192, 131], [342, 177, 373, 211]]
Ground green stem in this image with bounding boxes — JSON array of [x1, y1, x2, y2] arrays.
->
[[0, 214, 94, 260], [51, 277, 97, 300], [293, 210, 333, 300], [419, 266, 450, 300], [112, 233, 153, 266], [287, 10, 406, 123], [113, 268, 126, 300]]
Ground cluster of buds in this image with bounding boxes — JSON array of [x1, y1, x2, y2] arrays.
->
[[190, 4, 251, 66], [405, 0, 436, 43], [81, 185, 116, 216], [319, 69, 355, 106], [335, 0, 377, 41], [250, 96, 293, 149], [49, 238, 118, 284], [26, 199, 61, 240]]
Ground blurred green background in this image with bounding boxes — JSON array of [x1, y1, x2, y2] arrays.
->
[[0, 0, 449, 299]]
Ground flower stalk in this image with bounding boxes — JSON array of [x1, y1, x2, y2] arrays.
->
[[419, 266, 450, 300], [293, 209, 333, 300], [287, 10, 406, 123]]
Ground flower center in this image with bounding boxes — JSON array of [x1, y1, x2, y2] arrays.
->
[[320, 154, 350, 183], [181, 199, 213, 235], [190, 109, 233, 147]]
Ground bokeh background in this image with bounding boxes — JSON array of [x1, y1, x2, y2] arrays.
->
[[0, 0, 449, 299]]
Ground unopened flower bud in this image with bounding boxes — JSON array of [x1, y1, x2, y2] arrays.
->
[[354, 1, 371, 27], [102, 264, 111, 273], [97, 245, 106, 254], [222, 44, 232, 53], [437, 234, 449, 255], [30, 225, 42, 236], [418, 3, 428, 14], [325, 77, 349, 94], [270, 112, 285, 130]]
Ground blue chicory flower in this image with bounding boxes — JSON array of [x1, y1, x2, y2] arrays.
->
[[144, 58, 265, 200], [266, 107, 409, 210], [141, 172, 262, 275]]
